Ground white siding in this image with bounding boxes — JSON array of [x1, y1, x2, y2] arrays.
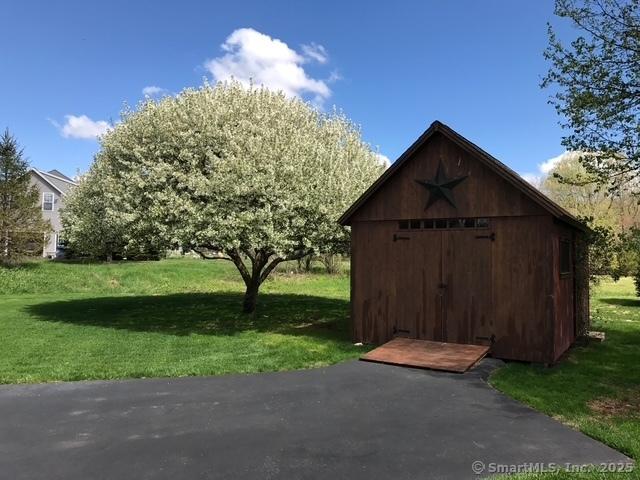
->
[[29, 174, 65, 257]]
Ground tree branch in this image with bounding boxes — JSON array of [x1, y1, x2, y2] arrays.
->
[[192, 247, 233, 261], [227, 248, 252, 286], [284, 248, 314, 261], [259, 257, 284, 283]]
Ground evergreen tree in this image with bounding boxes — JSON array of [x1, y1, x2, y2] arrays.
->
[[0, 129, 51, 264]]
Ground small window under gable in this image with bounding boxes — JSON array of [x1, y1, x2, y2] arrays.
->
[[43, 192, 54, 211], [396, 217, 491, 231]]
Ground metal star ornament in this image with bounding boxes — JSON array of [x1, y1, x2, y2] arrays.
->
[[415, 160, 468, 209]]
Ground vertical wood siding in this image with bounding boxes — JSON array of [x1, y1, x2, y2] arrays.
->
[[348, 131, 584, 364], [351, 216, 556, 363], [552, 222, 577, 361]]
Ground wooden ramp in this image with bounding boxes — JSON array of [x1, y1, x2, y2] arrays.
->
[[360, 338, 490, 373]]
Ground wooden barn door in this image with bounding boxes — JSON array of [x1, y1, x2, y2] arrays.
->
[[393, 231, 442, 339], [392, 227, 492, 345], [441, 230, 493, 345]]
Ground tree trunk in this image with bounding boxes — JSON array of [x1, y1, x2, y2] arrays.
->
[[2, 230, 8, 258], [304, 255, 313, 272], [224, 247, 308, 314], [243, 279, 260, 313]]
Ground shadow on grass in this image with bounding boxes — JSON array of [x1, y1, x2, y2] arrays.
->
[[600, 297, 640, 307], [0, 261, 42, 270], [26, 292, 351, 340]]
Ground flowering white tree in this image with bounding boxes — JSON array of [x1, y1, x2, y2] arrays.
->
[[65, 82, 384, 312], [61, 161, 152, 261]]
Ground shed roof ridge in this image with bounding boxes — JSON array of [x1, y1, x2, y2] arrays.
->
[[338, 120, 586, 231]]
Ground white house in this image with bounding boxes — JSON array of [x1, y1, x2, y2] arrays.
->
[[29, 169, 77, 258]]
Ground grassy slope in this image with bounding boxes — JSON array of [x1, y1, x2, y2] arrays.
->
[[0, 259, 364, 383], [2, 260, 639, 477], [491, 278, 639, 479]]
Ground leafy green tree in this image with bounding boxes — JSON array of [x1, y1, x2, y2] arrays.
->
[[542, 152, 640, 278], [61, 163, 129, 261], [542, 152, 640, 232], [543, 0, 640, 190], [0, 129, 51, 264], [583, 219, 617, 277], [67, 82, 384, 312], [614, 227, 640, 294], [63, 161, 164, 261]]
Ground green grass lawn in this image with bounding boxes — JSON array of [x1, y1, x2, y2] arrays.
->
[[1, 259, 638, 478], [0, 258, 364, 383], [491, 277, 639, 479]]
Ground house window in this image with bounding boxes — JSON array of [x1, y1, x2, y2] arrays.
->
[[43, 192, 54, 211], [560, 239, 571, 276]]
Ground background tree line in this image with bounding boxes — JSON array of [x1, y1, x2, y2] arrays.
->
[[543, 0, 640, 290], [541, 153, 640, 281]]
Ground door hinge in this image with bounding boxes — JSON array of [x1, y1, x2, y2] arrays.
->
[[475, 232, 496, 241], [393, 234, 410, 242], [393, 326, 411, 335], [475, 334, 496, 344]]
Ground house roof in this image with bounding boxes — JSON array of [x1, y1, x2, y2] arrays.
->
[[47, 169, 74, 182], [338, 120, 587, 232], [30, 169, 77, 196]]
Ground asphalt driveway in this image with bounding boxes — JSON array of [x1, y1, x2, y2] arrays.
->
[[0, 360, 631, 479]]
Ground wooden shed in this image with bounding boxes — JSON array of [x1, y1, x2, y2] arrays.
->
[[340, 121, 589, 364]]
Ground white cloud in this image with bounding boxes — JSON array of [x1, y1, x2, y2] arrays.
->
[[539, 152, 567, 174], [520, 172, 542, 186], [142, 85, 168, 97], [327, 70, 342, 83], [204, 28, 331, 102], [52, 115, 112, 140], [520, 151, 581, 188], [301, 42, 328, 64], [375, 153, 391, 168]]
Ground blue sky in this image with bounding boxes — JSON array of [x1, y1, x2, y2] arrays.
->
[[1, 0, 575, 181]]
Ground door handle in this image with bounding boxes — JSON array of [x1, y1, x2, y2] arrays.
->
[[438, 283, 448, 289]]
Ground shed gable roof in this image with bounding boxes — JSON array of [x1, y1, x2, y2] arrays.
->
[[339, 121, 586, 231]]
